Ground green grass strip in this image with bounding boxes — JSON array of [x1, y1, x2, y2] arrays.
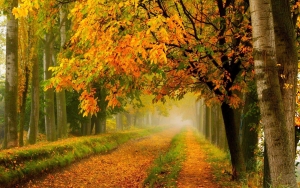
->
[[0, 125, 167, 187], [144, 127, 186, 187]]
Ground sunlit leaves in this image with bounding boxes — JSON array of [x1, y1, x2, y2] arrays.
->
[[12, 0, 39, 18], [42, 0, 254, 115], [79, 89, 99, 117]]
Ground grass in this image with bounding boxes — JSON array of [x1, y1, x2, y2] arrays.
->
[[0, 125, 167, 187], [143, 127, 186, 187]]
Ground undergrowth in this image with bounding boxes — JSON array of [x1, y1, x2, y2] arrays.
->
[[0, 125, 166, 187], [143, 127, 186, 187]]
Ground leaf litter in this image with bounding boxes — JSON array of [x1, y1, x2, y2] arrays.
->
[[17, 126, 181, 188], [177, 127, 221, 188]]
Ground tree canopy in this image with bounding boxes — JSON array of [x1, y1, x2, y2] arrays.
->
[[12, 0, 252, 116]]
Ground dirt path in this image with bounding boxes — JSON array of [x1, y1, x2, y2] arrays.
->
[[177, 127, 221, 188], [18, 127, 181, 188]]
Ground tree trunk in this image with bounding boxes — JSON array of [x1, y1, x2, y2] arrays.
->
[[91, 115, 97, 134], [272, 0, 298, 160], [18, 67, 29, 146], [217, 107, 227, 151], [133, 114, 137, 127], [96, 87, 107, 133], [250, 0, 297, 186], [55, 78, 67, 138], [263, 143, 271, 188], [116, 113, 123, 131], [28, 52, 39, 145], [56, 4, 68, 139], [81, 116, 91, 136], [205, 106, 211, 141], [86, 115, 91, 135], [100, 114, 106, 133], [3, 0, 19, 149], [241, 90, 259, 172], [44, 33, 56, 142], [202, 104, 207, 137], [94, 114, 101, 134], [221, 103, 246, 180], [211, 105, 217, 145]]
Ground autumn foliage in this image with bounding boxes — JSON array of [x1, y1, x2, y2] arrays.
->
[[34, 0, 251, 116]]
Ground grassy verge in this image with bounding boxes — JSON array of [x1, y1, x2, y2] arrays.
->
[[143, 127, 186, 187], [192, 131, 242, 187], [0, 125, 166, 187]]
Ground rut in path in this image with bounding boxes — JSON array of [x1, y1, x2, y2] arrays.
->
[[18, 126, 181, 188], [177, 127, 221, 188]]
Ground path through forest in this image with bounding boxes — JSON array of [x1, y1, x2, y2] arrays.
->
[[177, 127, 221, 187], [17, 126, 221, 187], [18, 126, 181, 188]]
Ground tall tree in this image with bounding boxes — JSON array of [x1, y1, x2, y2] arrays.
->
[[56, 4, 68, 139], [27, 14, 40, 145], [97, 88, 108, 133], [44, 32, 56, 141], [249, 0, 297, 187], [3, 0, 19, 149], [28, 47, 39, 144], [18, 16, 30, 147], [241, 82, 259, 172], [272, 0, 298, 160], [116, 113, 123, 130]]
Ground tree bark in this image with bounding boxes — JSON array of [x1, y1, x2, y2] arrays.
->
[[81, 116, 91, 136], [56, 4, 68, 139], [44, 33, 56, 142], [99, 114, 106, 133], [18, 67, 29, 147], [250, 0, 297, 186], [263, 143, 271, 188], [221, 103, 246, 180], [27, 18, 39, 145], [3, 0, 19, 149], [272, 0, 298, 160], [28, 51, 39, 145], [116, 113, 123, 130], [98, 88, 107, 133], [241, 89, 259, 172]]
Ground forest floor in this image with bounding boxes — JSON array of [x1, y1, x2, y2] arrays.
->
[[16, 126, 225, 188], [177, 128, 221, 188]]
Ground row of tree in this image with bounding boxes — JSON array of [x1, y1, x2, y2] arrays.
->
[[2, 0, 174, 147]]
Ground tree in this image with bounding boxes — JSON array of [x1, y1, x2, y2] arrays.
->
[[249, 0, 297, 186], [18, 16, 31, 147], [27, 16, 40, 145], [56, 3, 68, 139], [272, 0, 298, 160], [46, 0, 253, 180], [44, 31, 56, 141], [3, 0, 19, 149], [28, 46, 39, 144], [13, 0, 69, 142], [241, 82, 259, 172]]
